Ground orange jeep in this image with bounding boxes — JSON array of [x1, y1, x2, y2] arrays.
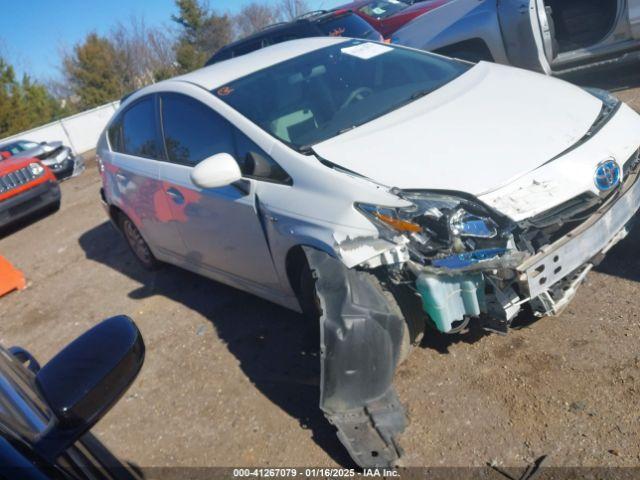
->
[[0, 156, 60, 229]]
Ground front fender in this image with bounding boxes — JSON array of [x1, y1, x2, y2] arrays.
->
[[303, 247, 407, 468]]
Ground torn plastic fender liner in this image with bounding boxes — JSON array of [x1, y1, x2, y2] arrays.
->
[[303, 247, 407, 468]]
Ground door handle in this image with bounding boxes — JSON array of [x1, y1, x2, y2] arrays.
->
[[166, 187, 185, 204], [115, 173, 127, 182]]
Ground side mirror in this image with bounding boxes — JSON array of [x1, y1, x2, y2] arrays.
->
[[34, 316, 144, 461], [190, 153, 242, 189]]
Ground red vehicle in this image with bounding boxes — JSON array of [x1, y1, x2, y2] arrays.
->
[[338, 0, 448, 39], [0, 156, 60, 228]]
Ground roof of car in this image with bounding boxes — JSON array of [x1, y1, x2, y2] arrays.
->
[[209, 10, 353, 57], [173, 37, 350, 91]]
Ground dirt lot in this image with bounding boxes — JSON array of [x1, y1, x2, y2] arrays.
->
[[1, 85, 640, 471]]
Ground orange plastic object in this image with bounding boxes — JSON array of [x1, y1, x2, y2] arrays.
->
[[0, 256, 26, 297]]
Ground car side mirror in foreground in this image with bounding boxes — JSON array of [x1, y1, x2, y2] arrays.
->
[[34, 316, 144, 461], [191, 153, 242, 189]]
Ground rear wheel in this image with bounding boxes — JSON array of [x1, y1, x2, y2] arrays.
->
[[119, 215, 160, 270], [48, 199, 61, 214]]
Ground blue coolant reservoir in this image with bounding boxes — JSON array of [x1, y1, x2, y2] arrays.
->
[[416, 273, 486, 333]]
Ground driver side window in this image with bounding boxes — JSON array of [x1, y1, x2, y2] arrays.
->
[[160, 93, 235, 167], [160, 92, 290, 184]]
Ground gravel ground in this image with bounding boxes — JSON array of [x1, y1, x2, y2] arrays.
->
[[1, 81, 640, 471]]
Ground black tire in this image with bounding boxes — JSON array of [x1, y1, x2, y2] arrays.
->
[[49, 199, 61, 214], [298, 257, 412, 365], [119, 214, 160, 270]]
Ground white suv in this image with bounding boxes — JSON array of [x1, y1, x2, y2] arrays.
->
[[98, 37, 640, 468]]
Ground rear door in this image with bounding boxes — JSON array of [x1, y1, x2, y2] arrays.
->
[[497, 0, 552, 73], [106, 96, 184, 257], [157, 92, 282, 291], [629, 0, 640, 38]]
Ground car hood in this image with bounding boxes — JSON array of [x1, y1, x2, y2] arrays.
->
[[313, 62, 602, 196], [11, 141, 63, 159]]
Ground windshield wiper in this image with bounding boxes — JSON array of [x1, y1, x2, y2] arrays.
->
[[337, 125, 357, 136], [410, 88, 434, 101]]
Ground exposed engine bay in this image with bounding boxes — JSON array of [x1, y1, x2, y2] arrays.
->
[[348, 150, 640, 337]]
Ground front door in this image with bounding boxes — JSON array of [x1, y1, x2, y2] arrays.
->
[[157, 92, 281, 291], [497, 0, 553, 73]]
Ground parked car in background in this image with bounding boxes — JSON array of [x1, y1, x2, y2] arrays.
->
[[0, 156, 60, 229], [99, 37, 640, 468], [392, 0, 640, 76], [339, 0, 448, 38], [205, 9, 383, 65], [0, 316, 144, 479], [0, 139, 85, 180]]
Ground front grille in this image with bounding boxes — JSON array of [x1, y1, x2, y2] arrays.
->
[[623, 148, 640, 179], [519, 149, 640, 252], [0, 167, 36, 195]]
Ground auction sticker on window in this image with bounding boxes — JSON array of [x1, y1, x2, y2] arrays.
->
[[341, 42, 392, 60]]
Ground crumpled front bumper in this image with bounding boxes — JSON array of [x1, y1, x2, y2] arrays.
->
[[0, 181, 61, 228], [42, 154, 85, 181], [519, 171, 640, 299], [415, 170, 640, 333]]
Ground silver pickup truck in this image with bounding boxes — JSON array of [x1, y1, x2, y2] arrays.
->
[[393, 0, 640, 76]]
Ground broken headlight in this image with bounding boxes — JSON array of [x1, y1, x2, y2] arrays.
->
[[357, 192, 508, 262]]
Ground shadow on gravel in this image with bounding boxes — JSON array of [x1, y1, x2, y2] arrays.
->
[[419, 323, 490, 355], [593, 220, 640, 283], [0, 206, 59, 239], [560, 64, 640, 91], [78, 221, 355, 468]]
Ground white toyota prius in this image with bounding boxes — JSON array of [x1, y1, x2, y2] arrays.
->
[[98, 37, 640, 467]]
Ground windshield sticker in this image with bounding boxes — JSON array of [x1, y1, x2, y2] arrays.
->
[[329, 27, 346, 36], [217, 86, 234, 96], [341, 42, 392, 60]]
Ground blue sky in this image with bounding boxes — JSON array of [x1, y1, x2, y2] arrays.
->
[[0, 0, 344, 81]]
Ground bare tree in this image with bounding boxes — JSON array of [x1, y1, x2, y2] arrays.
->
[[110, 16, 178, 89], [234, 2, 280, 38], [278, 0, 312, 21]]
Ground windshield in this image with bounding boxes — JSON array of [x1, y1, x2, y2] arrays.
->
[[359, 0, 409, 20], [316, 12, 381, 40], [0, 141, 38, 157], [213, 40, 470, 151]]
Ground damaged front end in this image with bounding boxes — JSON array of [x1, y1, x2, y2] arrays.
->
[[308, 162, 640, 467], [356, 189, 529, 335], [354, 158, 640, 334]]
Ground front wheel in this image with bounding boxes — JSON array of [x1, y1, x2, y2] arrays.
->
[[298, 257, 412, 365], [119, 215, 160, 270]]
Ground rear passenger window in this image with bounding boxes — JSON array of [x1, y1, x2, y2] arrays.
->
[[160, 94, 234, 166], [108, 120, 123, 152], [120, 97, 162, 159]]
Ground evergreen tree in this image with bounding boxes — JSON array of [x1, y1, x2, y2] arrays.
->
[[172, 0, 232, 72], [0, 58, 63, 137], [63, 33, 125, 109]]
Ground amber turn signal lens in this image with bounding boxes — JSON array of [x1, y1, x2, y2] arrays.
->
[[374, 212, 422, 233]]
